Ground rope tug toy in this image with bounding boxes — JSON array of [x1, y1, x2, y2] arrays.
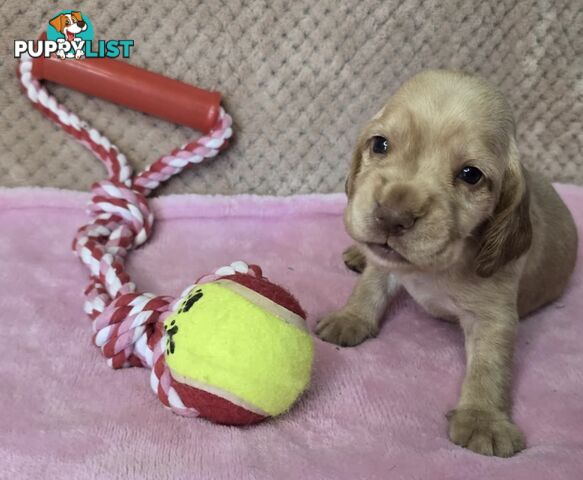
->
[[17, 51, 314, 426]]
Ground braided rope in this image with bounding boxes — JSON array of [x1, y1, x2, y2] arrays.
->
[[18, 53, 237, 415]]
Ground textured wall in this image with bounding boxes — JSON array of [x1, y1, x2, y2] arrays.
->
[[1, 0, 581, 194]]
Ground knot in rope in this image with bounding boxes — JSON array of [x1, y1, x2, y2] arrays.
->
[[89, 180, 154, 248], [72, 180, 154, 304], [93, 292, 174, 369]]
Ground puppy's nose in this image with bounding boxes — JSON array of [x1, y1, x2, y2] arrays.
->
[[77, 20, 86, 28], [373, 203, 417, 236]]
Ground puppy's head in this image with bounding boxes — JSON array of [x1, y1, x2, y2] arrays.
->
[[49, 12, 87, 38], [345, 70, 531, 275]]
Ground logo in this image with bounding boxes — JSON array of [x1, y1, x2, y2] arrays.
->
[[14, 10, 134, 59]]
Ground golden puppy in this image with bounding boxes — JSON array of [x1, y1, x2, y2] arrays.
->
[[316, 70, 578, 457]]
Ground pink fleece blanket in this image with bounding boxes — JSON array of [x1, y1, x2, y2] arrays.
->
[[1, 186, 582, 480]]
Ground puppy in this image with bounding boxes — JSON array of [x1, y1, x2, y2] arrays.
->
[[316, 70, 578, 457], [49, 11, 88, 59]]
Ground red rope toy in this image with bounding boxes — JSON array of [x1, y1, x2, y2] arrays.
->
[[17, 52, 312, 423]]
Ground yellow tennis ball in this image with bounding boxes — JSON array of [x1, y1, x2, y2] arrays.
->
[[163, 272, 313, 425]]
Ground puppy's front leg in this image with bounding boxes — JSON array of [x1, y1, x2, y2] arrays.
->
[[316, 265, 397, 347], [448, 310, 525, 457]]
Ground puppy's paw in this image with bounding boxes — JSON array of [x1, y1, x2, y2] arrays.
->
[[316, 310, 377, 347], [343, 245, 367, 273], [447, 407, 525, 457]]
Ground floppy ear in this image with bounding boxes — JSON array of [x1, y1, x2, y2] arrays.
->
[[49, 14, 66, 33], [345, 135, 367, 197], [475, 138, 532, 277], [71, 11, 83, 22]]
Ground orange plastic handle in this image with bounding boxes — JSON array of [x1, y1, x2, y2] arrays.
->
[[31, 39, 221, 133]]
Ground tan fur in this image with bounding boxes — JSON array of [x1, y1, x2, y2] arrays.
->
[[316, 70, 578, 457]]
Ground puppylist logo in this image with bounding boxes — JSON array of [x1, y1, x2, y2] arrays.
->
[[14, 10, 134, 59]]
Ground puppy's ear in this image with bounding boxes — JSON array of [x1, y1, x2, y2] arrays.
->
[[345, 135, 367, 197], [49, 14, 66, 33], [71, 11, 83, 22], [475, 138, 532, 277]]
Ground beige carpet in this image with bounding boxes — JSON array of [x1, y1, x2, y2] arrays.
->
[[1, 0, 581, 195]]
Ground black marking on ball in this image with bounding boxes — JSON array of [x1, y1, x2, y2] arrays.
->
[[165, 319, 178, 355], [179, 288, 203, 313]]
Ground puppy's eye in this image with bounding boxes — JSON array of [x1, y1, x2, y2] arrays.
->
[[457, 166, 483, 185], [371, 136, 389, 154]]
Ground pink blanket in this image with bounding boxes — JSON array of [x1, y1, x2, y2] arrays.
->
[[1, 186, 582, 480]]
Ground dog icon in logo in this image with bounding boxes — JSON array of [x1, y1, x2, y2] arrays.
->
[[49, 11, 88, 59]]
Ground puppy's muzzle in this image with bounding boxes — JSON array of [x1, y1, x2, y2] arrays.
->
[[373, 203, 418, 236], [372, 184, 428, 237]]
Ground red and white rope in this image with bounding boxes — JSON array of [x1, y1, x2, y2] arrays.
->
[[18, 53, 239, 415]]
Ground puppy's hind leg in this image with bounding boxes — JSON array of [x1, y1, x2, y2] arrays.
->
[[343, 245, 367, 273]]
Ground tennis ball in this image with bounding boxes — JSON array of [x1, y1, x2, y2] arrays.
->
[[163, 268, 313, 425]]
